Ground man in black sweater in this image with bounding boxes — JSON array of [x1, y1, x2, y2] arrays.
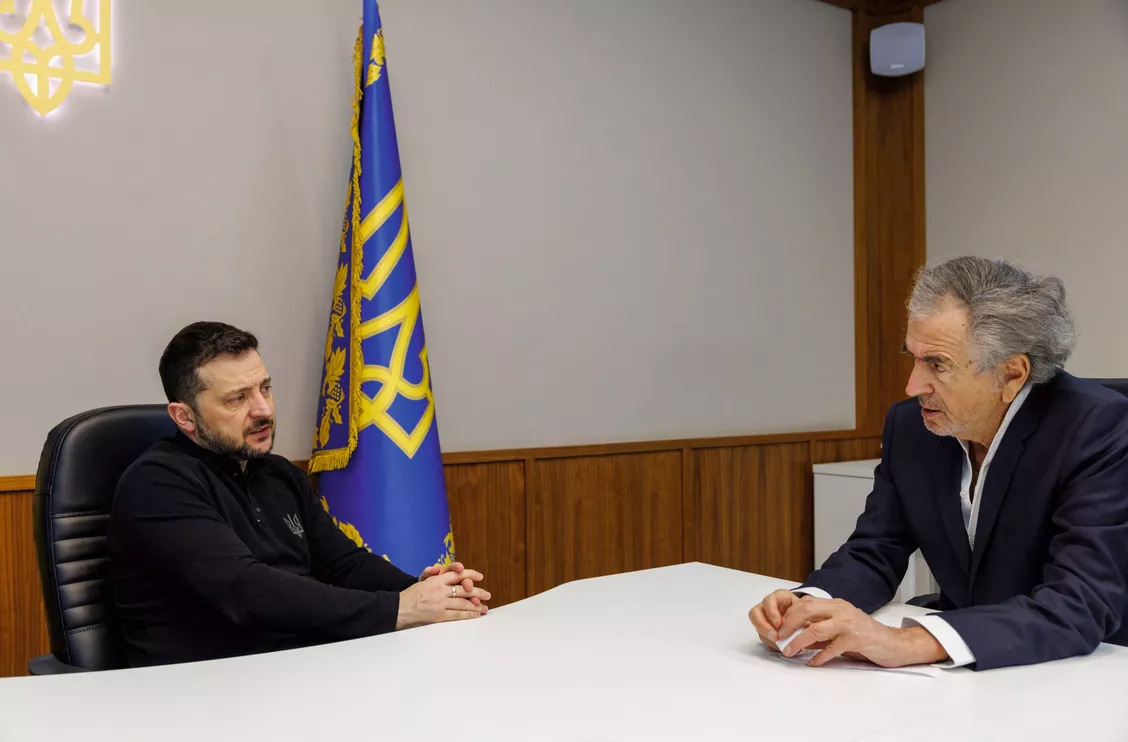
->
[[109, 321, 490, 667]]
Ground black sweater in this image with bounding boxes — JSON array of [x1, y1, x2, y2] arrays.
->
[[108, 432, 416, 667]]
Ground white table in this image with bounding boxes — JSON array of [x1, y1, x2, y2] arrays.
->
[[1, 562, 1126, 741]]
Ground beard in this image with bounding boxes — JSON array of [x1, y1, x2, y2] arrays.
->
[[917, 396, 971, 438], [919, 376, 1005, 439], [195, 414, 276, 459]]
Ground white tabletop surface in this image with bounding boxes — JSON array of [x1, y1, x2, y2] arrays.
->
[[1, 562, 1126, 741]]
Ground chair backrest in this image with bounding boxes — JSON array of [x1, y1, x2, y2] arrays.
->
[[34, 405, 175, 670], [1090, 378, 1128, 399]]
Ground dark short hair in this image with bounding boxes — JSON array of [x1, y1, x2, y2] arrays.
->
[[159, 322, 259, 405]]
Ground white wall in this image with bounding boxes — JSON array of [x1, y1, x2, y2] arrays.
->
[[0, 0, 854, 474], [925, 0, 1128, 377]]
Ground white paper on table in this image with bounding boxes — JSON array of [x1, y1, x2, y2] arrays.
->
[[775, 628, 803, 653], [768, 646, 942, 677]]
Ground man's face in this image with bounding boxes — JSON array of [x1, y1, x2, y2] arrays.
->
[[189, 351, 276, 459], [903, 300, 1008, 443]]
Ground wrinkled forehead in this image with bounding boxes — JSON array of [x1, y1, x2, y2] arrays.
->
[[905, 302, 973, 361], [196, 351, 268, 395]]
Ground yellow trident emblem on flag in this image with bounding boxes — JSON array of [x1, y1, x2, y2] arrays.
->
[[0, 0, 111, 117]]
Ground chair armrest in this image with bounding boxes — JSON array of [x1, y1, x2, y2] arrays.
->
[[28, 653, 87, 675], [906, 592, 941, 610]]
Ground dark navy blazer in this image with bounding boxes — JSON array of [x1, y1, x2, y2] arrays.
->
[[802, 372, 1128, 670]]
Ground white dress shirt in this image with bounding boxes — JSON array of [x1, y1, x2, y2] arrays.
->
[[797, 383, 1034, 668]]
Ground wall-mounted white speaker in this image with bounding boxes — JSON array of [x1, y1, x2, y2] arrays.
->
[[870, 22, 925, 77]]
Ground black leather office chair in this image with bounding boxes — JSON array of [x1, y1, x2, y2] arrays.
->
[[1091, 378, 1128, 399], [30, 404, 174, 674]]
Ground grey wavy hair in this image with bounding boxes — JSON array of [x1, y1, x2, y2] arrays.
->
[[907, 256, 1076, 384]]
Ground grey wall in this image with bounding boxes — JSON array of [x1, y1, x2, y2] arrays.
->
[[925, 0, 1128, 377], [381, 0, 855, 451], [0, 0, 854, 474]]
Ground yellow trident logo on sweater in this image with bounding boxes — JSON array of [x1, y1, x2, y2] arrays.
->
[[0, 0, 111, 116]]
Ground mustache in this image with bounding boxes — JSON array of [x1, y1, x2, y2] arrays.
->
[[917, 397, 946, 412], [246, 419, 275, 434]]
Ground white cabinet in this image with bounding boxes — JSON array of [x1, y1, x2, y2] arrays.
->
[[813, 458, 937, 604]]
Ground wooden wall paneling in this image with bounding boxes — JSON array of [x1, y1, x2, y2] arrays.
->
[[811, 437, 883, 465], [852, 4, 928, 434], [443, 461, 527, 608], [523, 456, 535, 599], [687, 443, 813, 583], [852, 4, 878, 436], [680, 447, 697, 564], [817, 0, 945, 14], [526, 452, 682, 596], [0, 475, 35, 492], [0, 491, 49, 678], [875, 4, 926, 420], [888, 0, 944, 14]]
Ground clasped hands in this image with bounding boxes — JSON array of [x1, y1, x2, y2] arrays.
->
[[396, 562, 491, 630], [748, 589, 947, 667]]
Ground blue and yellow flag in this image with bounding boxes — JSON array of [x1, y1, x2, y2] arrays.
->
[[310, 1, 453, 576]]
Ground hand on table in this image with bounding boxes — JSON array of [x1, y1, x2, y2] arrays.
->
[[397, 567, 490, 630], [748, 589, 806, 648], [748, 590, 947, 668], [419, 561, 484, 604]]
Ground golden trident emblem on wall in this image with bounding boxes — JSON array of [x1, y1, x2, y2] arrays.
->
[[0, 0, 111, 116]]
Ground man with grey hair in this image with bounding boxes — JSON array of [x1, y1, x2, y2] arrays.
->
[[749, 256, 1128, 670]]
